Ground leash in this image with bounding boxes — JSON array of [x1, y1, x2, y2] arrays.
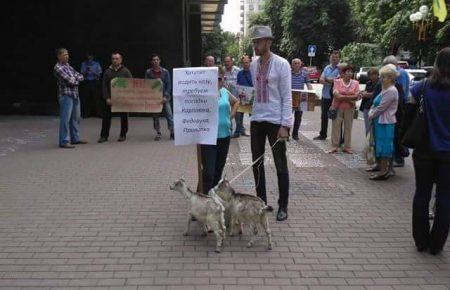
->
[[228, 138, 283, 184]]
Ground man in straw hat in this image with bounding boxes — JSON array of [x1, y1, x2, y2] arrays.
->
[[249, 25, 292, 221]]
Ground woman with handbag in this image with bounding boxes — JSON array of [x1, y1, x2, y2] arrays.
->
[[368, 64, 399, 180], [328, 64, 360, 154], [407, 47, 450, 255]]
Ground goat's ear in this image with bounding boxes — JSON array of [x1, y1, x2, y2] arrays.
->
[[180, 176, 185, 182]]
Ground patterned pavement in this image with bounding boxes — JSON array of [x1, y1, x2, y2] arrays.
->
[[0, 113, 448, 290]]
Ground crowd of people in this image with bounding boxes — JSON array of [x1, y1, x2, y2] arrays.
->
[[53, 26, 450, 254]]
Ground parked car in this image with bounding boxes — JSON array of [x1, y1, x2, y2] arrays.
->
[[305, 66, 320, 83], [405, 69, 427, 87], [422, 66, 434, 77], [356, 67, 373, 84], [397, 60, 409, 69]]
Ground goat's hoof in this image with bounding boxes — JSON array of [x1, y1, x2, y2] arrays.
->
[[239, 230, 243, 235], [215, 248, 221, 253], [267, 244, 273, 250], [182, 232, 188, 236], [201, 233, 207, 237], [246, 242, 253, 248]]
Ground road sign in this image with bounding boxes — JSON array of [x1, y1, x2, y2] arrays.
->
[[307, 45, 317, 57]]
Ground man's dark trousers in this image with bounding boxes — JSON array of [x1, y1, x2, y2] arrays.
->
[[250, 121, 289, 210], [100, 104, 128, 139], [319, 98, 332, 138], [80, 80, 101, 118]]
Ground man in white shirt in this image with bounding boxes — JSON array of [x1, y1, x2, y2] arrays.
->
[[249, 26, 292, 221]]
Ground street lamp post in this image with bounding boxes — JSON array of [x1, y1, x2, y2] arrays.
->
[[409, 5, 432, 67]]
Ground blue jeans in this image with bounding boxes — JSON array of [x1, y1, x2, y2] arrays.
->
[[153, 101, 174, 133], [234, 112, 246, 135], [59, 95, 81, 146]]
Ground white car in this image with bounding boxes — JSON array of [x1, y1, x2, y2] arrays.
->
[[405, 69, 427, 86], [356, 67, 372, 84]]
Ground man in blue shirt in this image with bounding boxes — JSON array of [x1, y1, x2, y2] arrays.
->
[[314, 50, 340, 140], [233, 55, 253, 138], [80, 53, 102, 118]]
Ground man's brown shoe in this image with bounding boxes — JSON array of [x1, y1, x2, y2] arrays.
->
[[59, 143, 75, 149]]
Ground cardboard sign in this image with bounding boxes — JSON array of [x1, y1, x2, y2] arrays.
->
[[292, 89, 316, 111], [173, 67, 219, 146], [111, 78, 163, 113]]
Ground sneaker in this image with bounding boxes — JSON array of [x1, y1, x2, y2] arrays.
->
[[231, 133, 240, 138], [59, 143, 75, 149], [241, 132, 250, 137], [313, 135, 326, 140], [117, 136, 126, 142], [276, 208, 288, 221], [154, 133, 162, 141], [292, 135, 299, 141], [97, 137, 108, 143]]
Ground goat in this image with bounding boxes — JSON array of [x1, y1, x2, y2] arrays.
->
[[211, 178, 273, 250], [169, 178, 226, 253]]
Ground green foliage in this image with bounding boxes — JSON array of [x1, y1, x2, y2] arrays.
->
[[240, 35, 254, 57], [341, 43, 382, 68], [202, 29, 240, 64], [280, 0, 355, 64]]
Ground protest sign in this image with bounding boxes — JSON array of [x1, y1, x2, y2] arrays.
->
[[235, 85, 254, 114], [111, 78, 163, 113], [173, 67, 218, 146]]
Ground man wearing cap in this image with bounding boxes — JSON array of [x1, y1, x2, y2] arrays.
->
[[249, 25, 292, 221]]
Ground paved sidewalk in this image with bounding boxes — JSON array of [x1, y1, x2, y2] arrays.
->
[[0, 114, 449, 290]]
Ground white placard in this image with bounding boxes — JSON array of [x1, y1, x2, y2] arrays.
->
[[173, 67, 219, 146]]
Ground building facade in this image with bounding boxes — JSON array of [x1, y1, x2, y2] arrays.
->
[[241, 0, 265, 36]]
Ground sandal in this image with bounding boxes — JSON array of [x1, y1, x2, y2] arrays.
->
[[343, 148, 354, 154], [369, 172, 390, 181], [327, 148, 338, 154]]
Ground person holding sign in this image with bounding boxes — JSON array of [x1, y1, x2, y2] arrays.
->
[[250, 26, 292, 222], [200, 67, 239, 195], [98, 53, 133, 143], [291, 58, 313, 141], [145, 54, 174, 141], [233, 55, 253, 138]]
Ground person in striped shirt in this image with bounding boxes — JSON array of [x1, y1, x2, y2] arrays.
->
[[291, 58, 313, 140]]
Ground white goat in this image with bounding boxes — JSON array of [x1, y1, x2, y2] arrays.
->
[[169, 178, 226, 253]]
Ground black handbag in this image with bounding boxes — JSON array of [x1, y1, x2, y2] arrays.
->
[[401, 81, 427, 149], [328, 107, 337, 120]]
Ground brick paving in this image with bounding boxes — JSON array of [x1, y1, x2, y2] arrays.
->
[[0, 114, 449, 290]]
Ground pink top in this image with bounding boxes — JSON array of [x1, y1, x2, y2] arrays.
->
[[332, 78, 360, 110]]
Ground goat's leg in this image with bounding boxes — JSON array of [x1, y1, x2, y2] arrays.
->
[[210, 221, 223, 253], [201, 224, 208, 237], [183, 213, 191, 236], [247, 223, 256, 248], [261, 213, 273, 250]]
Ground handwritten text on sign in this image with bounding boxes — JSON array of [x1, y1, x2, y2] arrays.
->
[[111, 78, 163, 113], [173, 67, 218, 146]]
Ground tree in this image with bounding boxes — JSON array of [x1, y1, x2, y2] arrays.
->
[[202, 29, 240, 64], [280, 0, 355, 65], [340, 43, 382, 68], [349, 0, 449, 65]]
